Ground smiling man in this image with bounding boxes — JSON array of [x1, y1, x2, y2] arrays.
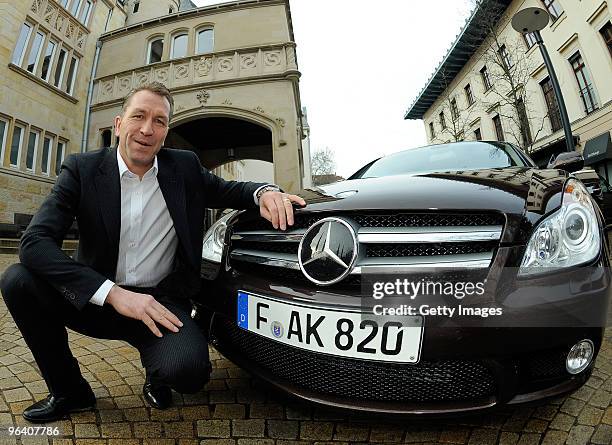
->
[[0, 82, 305, 422]]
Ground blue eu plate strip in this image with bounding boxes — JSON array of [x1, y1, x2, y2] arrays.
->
[[237, 292, 249, 330]]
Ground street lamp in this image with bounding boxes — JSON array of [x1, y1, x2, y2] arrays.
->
[[512, 7, 574, 152]]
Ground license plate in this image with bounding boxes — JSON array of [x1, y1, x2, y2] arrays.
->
[[237, 291, 423, 363]]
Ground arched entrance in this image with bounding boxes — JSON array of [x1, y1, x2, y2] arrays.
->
[[166, 116, 273, 170]]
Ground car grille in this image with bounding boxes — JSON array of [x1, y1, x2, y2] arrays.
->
[[214, 317, 497, 403], [228, 212, 504, 284]]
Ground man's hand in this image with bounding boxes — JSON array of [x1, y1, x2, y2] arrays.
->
[[105, 286, 183, 337], [259, 191, 306, 230]]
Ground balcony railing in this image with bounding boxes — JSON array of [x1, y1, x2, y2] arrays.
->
[[92, 43, 298, 105]]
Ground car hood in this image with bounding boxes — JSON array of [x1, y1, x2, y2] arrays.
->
[[303, 167, 568, 220]]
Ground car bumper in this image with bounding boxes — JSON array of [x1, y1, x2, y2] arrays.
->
[[196, 247, 610, 415]]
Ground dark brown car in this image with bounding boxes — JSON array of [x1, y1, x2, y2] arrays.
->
[[197, 141, 611, 415]]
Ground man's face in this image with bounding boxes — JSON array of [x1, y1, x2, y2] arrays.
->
[[114, 90, 170, 171]]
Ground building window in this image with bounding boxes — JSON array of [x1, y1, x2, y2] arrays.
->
[[79, 0, 93, 26], [147, 38, 164, 64], [40, 40, 57, 82], [541, 0, 563, 22], [429, 122, 436, 139], [493, 115, 504, 141], [540, 77, 562, 132], [26, 31, 45, 74], [474, 128, 482, 141], [439, 112, 446, 129], [55, 141, 66, 175], [41, 135, 53, 175], [523, 32, 537, 49], [133, 1, 139, 13], [480, 66, 492, 91], [450, 98, 459, 120], [59, 0, 69, 7], [517, 99, 533, 145], [498, 44, 513, 70], [10, 125, 24, 168], [464, 84, 475, 106], [0, 120, 8, 164], [65, 56, 79, 95], [569, 52, 598, 114], [12, 23, 33, 66], [101, 129, 112, 148], [26, 130, 39, 172], [196, 29, 214, 54], [600, 22, 612, 58], [70, 0, 83, 17], [171, 33, 188, 59], [169, 6, 174, 13], [53, 48, 68, 88]]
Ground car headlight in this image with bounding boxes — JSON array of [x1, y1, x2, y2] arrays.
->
[[202, 211, 236, 264], [519, 178, 600, 276]]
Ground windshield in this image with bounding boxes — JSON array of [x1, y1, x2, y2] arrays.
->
[[353, 142, 533, 179]]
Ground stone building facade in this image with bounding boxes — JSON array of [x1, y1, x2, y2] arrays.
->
[[0, 0, 307, 226], [405, 0, 612, 179]]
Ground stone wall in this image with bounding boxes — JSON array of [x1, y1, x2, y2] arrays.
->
[[0, 169, 53, 224]]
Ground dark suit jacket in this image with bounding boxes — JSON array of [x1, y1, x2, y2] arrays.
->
[[19, 147, 264, 310]]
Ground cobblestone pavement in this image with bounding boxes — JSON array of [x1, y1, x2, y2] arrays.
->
[[0, 256, 611, 445]]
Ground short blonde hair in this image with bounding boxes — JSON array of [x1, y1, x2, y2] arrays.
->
[[121, 82, 174, 122]]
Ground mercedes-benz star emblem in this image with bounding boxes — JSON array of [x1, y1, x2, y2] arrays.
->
[[298, 217, 358, 285]]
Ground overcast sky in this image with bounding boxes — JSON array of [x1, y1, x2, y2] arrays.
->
[[194, 0, 473, 177]]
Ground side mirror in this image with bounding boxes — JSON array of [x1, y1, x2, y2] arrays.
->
[[547, 151, 584, 173]]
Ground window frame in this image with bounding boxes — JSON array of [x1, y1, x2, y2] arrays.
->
[[79, 0, 94, 26], [492, 115, 504, 142], [53, 47, 68, 89], [41, 134, 54, 176], [464, 83, 475, 106], [40, 38, 58, 82], [0, 118, 9, 166], [523, 32, 537, 50], [10, 124, 25, 169], [55, 140, 66, 176], [69, 0, 83, 17], [25, 129, 40, 172], [171, 33, 189, 59], [450, 98, 459, 120], [480, 65, 492, 91], [147, 37, 164, 64], [439, 112, 446, 129], [196, 28, 214, 55], [429, 122, 436, 139], [540, 76, 562, 132], [26, 30, 45, 74], [65, 55, 79, 95], [600, 22, 612, 59], [12, 22, 33, 67], [498, 44, 513, 70], [541, 0, 563, 22], [474, 128, 482, 141], [569, 52, 598, 114]]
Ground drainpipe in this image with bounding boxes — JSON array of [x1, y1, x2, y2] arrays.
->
[[81, 39, 103, 153]]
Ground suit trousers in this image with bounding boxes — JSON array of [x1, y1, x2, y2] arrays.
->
[[0, 263, 211, 397]]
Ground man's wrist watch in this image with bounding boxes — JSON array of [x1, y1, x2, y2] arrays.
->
[[256, 185, 281, 203]]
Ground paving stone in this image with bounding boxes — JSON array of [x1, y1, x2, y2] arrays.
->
[[566, 425, 594, 445], [208, 391, 235, 404], [231, 419, 265, 437], [591, 424, 612, 445], [142, 440, 174, 445], [199, 440, 236, 445], [560, 398, 586, 416], [213, 404, 245, 419], [572, 385, 595, 401], [114, 396, 143, 410], [515, 433, 540, 445], [150, 408, 181, 421], [20, 437, 50, 445], [133, 422, 162, 438], [603, 406, 612, 425], [70, 412, 97, 423], [162, 421, 194, 438], [589, 390, 612, 409], [74, 424, 101, 438], [368, 424, 404, 442], [100, 423, 132, 438], [2, 387, 31, 402], [0, 437, 17, 445], [107, 440, 139, 445], [267, 420, 299, 439], [285, 405, 311, 420], [550, 412, 576, 431], [98, 409, 125, 423], [541, 429, 568, 445], [177, 440, 198, 445], [577, 405, 604, 426], [299, 421, 334, 441], [196, 420, 231, 438], [467, 428, 499, 445], [235, 440, 274, 445], [180, 405, 211, 420], [122, 408, 149, 422], [522, 419, 548, 433], [248, 403, 284, 419]]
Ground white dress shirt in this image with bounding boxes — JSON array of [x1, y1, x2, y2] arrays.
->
[[89, 150, 178, 305]]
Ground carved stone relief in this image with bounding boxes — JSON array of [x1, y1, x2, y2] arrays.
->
[[240, 54, 257, 70], [155, 68, 169, 83], [136, 72, 149, 86], [254, 106, 265, 114], [264, 51, 281, 67], [196, 90, 210, 106], [55, 14, 65, 32], [44, 4, 56, 26], [218, 57, 233, 73], [222, 98, 233, 105], [30, 0, 43, 14], [175, 64, 189, 79], [76, 30, 86, 49], [195, 57, 213, 77], [118, 76, 132, 94]]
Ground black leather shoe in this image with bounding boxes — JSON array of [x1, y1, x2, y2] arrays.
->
[[143, 382, 172, 410], [23, 387, 96, 423]]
